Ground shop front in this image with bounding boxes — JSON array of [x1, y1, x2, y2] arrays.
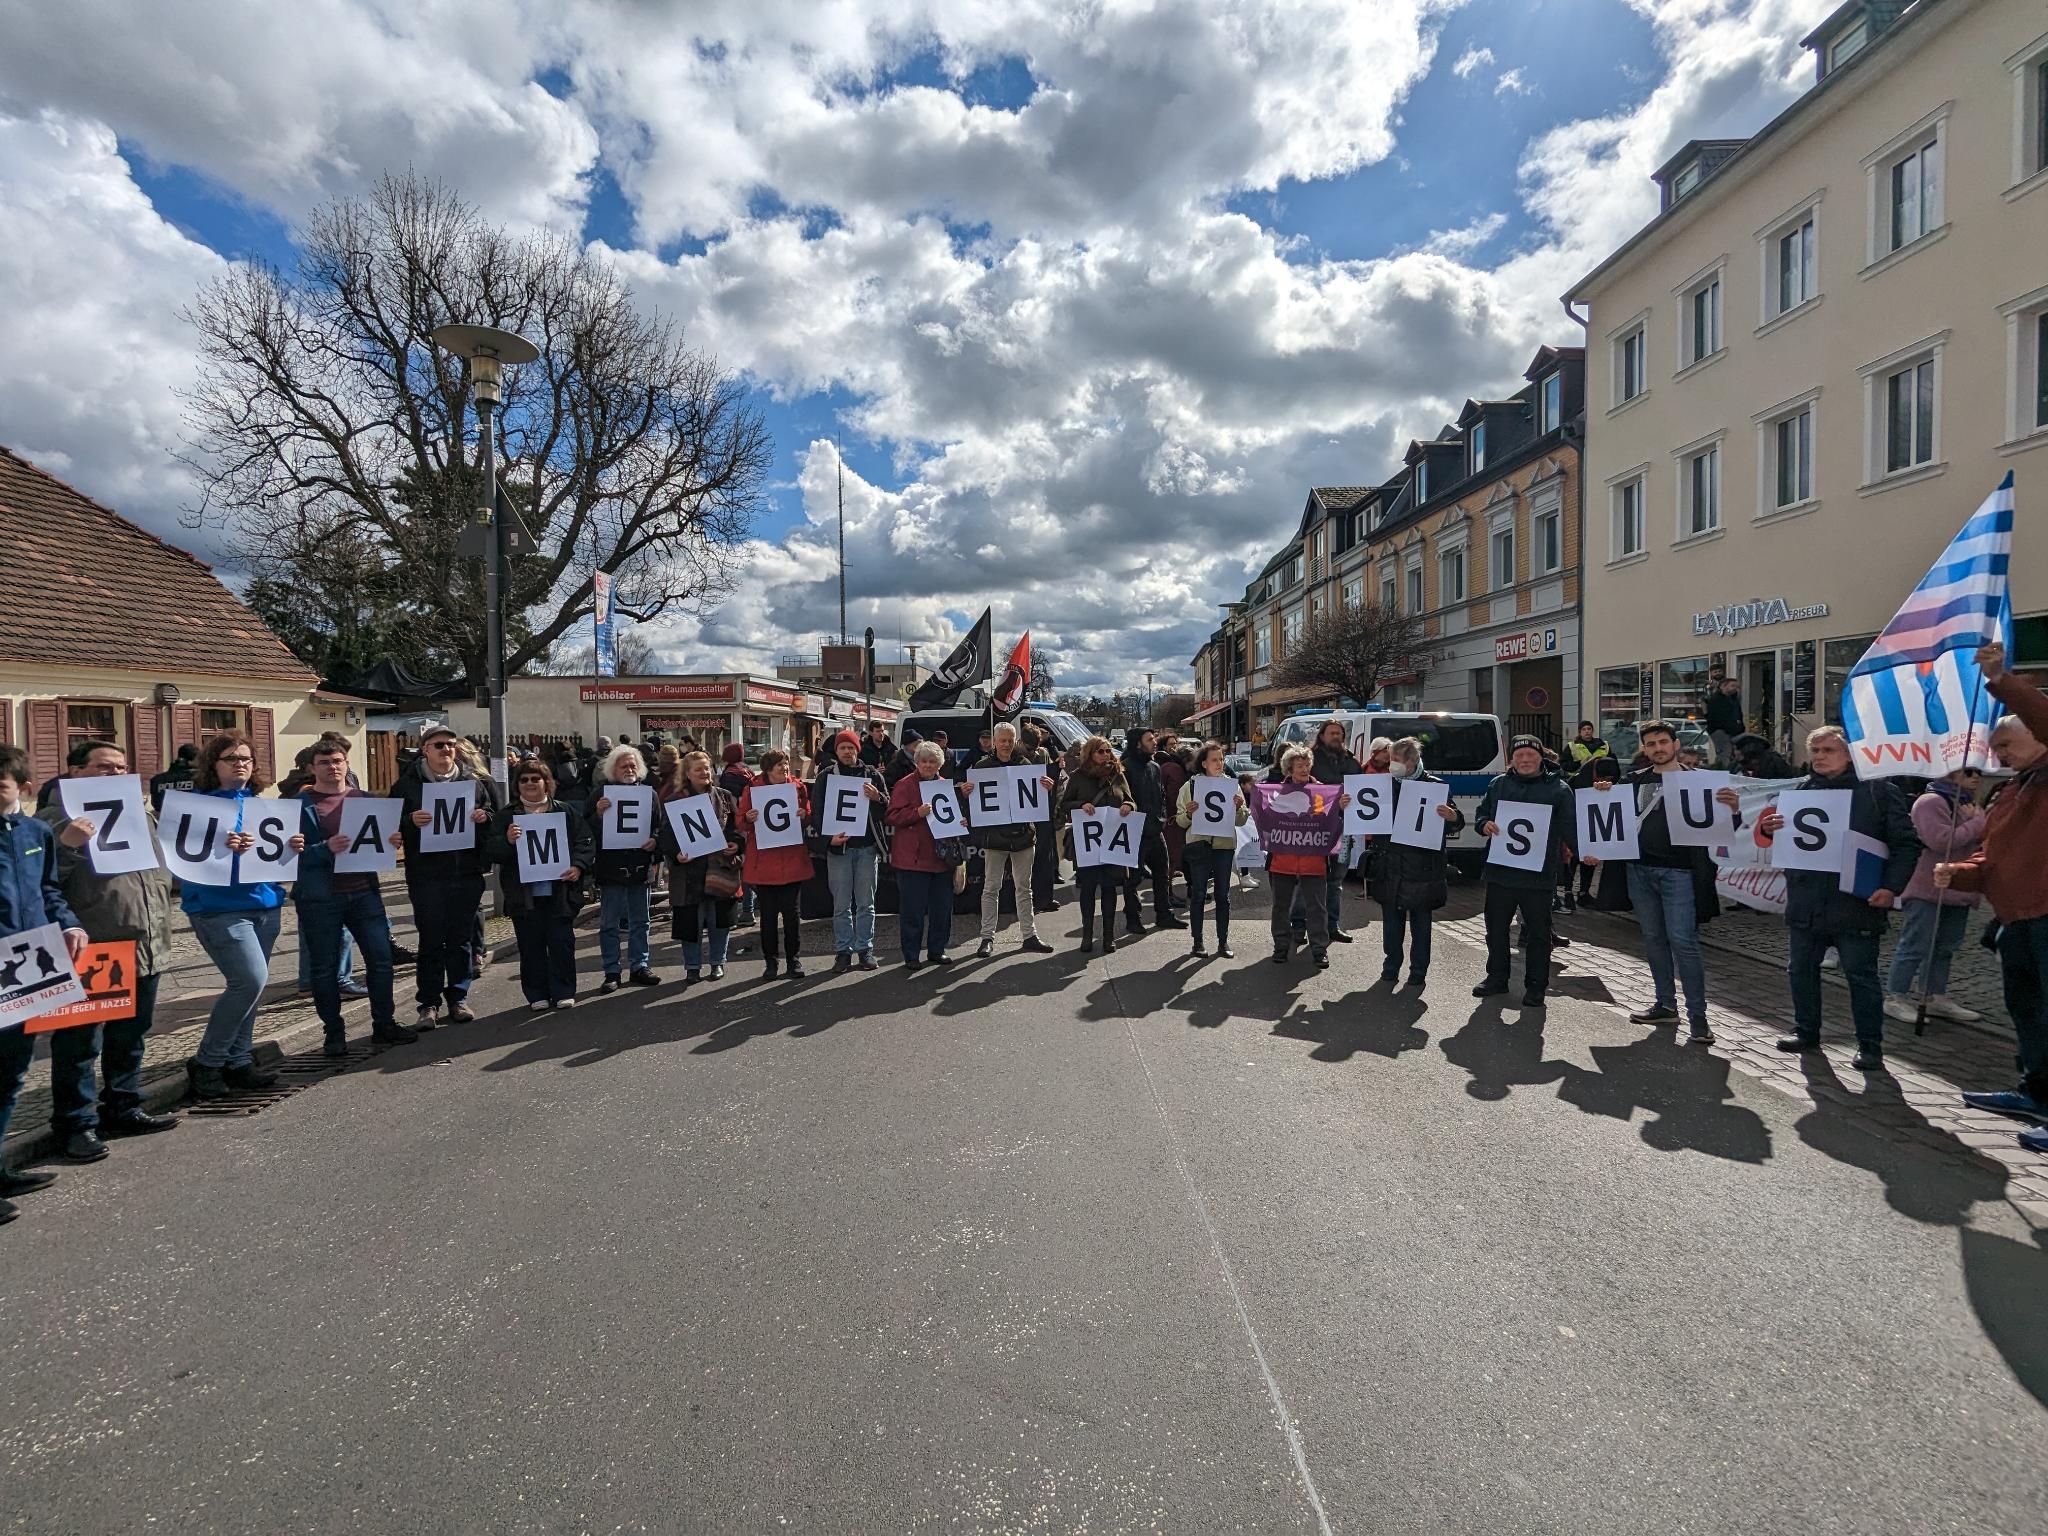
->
[[1418, 614, 1580, 748]]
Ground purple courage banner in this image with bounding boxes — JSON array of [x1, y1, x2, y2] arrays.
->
[[1250, 781, 1345, 858]]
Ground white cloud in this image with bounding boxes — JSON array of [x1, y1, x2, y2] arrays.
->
[[1452, 45, 1495, 79], [1494, 67, 1531, 96]]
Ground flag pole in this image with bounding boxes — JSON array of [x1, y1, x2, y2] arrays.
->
[[1915, 670, 1987, 1036]]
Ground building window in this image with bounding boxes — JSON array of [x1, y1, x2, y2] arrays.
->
[[2038, 310, 2048, 431], [1776, 406, 1814, 509], [1673, 162, 1701, 200], [1380, 571, 1398, 612], [1775, 216, 1816, 316], [1439, 545, 1466, 604], [1823, 635, 1880, 725], [1533, 504, 1562, 575], [1885, 135, 1941, 253], [1676, 438, 1721, 537], [1489, 524, 1515, 591], [1615, 325, 1647, 405], [1414, 461, 1429, 503], [1681, 272, 1721, 368], [1254, 626, 1272, 668], [1829, 19, 1867, 72], [64, 702, 122, 759], [1597, 664, 1650, 741], [1405, 562, 1424, 614], [1342, 576, 1363, 610], [1885, 358, 1936, 472], [1469, 423, 1486, 474], [1658, 656, 1714, 724], [1999, 286, 2048, 443], [1282, 607, 1303, 657], [1612, 476, 1646, 559], [197, 706, 247, 737], [1539, 372, 1562, 434], [2039, 55, 2048, 178]]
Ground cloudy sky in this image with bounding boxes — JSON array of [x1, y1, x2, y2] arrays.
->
[[0, 0, 1833, 693]]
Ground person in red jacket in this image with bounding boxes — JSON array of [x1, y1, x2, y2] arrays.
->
[[886, 740, 962, 970], [737, 749, 813, 978]]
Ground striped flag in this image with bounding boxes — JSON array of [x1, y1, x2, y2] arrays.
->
[[1841, 474, 2014, 778]]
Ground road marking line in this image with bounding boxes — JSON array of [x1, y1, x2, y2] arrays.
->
[[1104, 966, 1335, 1536]]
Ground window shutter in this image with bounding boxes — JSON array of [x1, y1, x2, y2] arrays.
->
[[26, 700, 62, 787], [172, 704, 198, 753], [251, 708, 277, 786], [130, 705, 163, 781], [0, 698, 11, 745]]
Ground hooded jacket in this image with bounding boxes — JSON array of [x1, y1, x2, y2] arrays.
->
[[397, 753, 505, 882], [1, 808, 79, 940]]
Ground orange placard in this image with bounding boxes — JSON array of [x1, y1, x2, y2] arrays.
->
[[27, 942, 138, 1034]]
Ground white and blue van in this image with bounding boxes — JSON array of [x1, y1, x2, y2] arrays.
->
[[1268, 707, 1506, 873]]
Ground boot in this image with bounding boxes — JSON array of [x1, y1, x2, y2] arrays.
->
[[1216, 919, 1233, 959], [1079, 920, 1094, 954], [1102, 909, 1118, 953], [188, 1061, 231, 1100], [322, 1028, 349, 1059], [224, 1062, 279, 1091]]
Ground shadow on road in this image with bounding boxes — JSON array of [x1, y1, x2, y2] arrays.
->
[[1556, 1025, 1773, 1164]]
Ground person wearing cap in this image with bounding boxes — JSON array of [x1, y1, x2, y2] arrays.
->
[[1474, 734, 1576, 1008], [812, 729, 887, 971], [397, 725, 503, 1029]]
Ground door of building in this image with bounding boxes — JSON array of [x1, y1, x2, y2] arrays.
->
[[1738, 650, 1777, 747]]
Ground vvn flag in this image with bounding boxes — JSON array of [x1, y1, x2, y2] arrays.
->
[[1842, 473, 2014, 778], [909, 608, 993, 710], [991, 631, 1031, 720], [592, 569, 617, 678]]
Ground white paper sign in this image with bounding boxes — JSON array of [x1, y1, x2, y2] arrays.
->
[[1770, 788, 1854, 873], [1575, 785, 1640, 862], [1342, 773, 1396, 838], [1488, 800, 1554, 872], [966, 769, 1014, 828], [56, 774, 158, 876], [1071, 808, 1144, 869], [601, 784, 657, 850], [921, 778, 967, 839], [1663, 770, 1735, 848], [1388, 778, 1451, 850], [1187, 775, 1238, 838], [419, 781, 478, 854], [514, 811, 573, 883], [240, 799, 301, 883], [664, 793, 729, 860], [1233, 820, 1265, 871], [750, 783, 805, 850], [1005, 764, 1053, 824], [0, 922, 85, 1028], [817, 775, 872, 839], [156, 789, 236, 886], [334, 796, 404, 873]]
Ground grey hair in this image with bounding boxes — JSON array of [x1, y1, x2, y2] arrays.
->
[[1805, 724, 1848, 752], [913, 740, 947, 767], [1368, 735, 1394, 754], [992, 721, 1019, 744], [1279, 745, 1313, 771], [1390, 735, 1423, 763], [597, 745, 647, 783]]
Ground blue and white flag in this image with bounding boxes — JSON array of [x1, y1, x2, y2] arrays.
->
[[1841, 474, 2014, 778], [592, 569, 617, 678]]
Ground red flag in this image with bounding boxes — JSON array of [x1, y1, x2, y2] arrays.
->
[[991, 631, 1031, 720]]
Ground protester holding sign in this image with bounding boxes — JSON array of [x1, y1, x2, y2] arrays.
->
[[658, 751, 741, 983], [812, 731, 888, 973], [397, 725, 502, 1029], [1296, 720, 1364, 942], [1587, 721, 1738, 1042], [1473, 735, 1576, 1008], [1119, 731, 1185, 936], [1025, 725, 1065, 916], [1366, 737, 1463, 990], [739, 751, 813, 978], [1258, 746, 1350, 969], [887, 741, 964, 970], [38, 740, 181, 1157], [490, 760, 594, 1012], [0, 743, 90, 1220], [1175, 743, 1248, 958], [1054, 737, 1136, 955], [294, 738, 415, 1057], [584, 745, 661, 995], [178, 733, 301, 1099], [973, 723, 1056, 958], [1756, 725, 1918, 1072]]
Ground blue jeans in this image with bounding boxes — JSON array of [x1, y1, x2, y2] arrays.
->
[[827, 844, 880, 954], [678, 898, 732, 970], [298, 889, 396, 1033], [190, 907, 283, 1069], [896, 868, 954, 962], [1626, 863, 1707, 1019], [47, 972, 161, 1132], [1789, 924, 1883, 1046], [1886, 898, 1969, 996], [296, 921, 354, 991], [597, 883, 652, 976]]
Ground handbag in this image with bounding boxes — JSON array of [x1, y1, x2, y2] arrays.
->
[[703, 854, 743, 901]]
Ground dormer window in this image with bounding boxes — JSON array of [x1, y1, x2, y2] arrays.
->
[[1538, 373, 1562, 433], [1829, 18, 1868, 72], [1673, 162, 1702, 201], [1414, 461, 1429, 502], [1469, 423, 1486, 474]]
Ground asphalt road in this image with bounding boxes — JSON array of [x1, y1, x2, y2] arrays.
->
[[4, 884, 2046, 1535]]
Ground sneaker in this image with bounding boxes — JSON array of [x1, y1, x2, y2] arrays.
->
[[1959, 1090, 2048, 1122], [1312, 949, 1331, 969], [2019, 1126, 2048, 1155], [856, 951, 878, 971], [1022, 936, 1054, 954], [415, 1005, 441, 1031], [629, 969, 660, 987], [556, 997, 578, 1008], [976, 938, 995, 958], [1688, 1017, 1716, 1044], [1329, 930, 1353, 944], [446, 1002, 476, 1024], [1881, 995, 1918, 1025], [1629, 1004, 1680, 1025], [1851, 1046, 1888, 1074], [1551, 934, 1572, 949], [338, 982, 371, 1000], [528, 1000, 550, 1014], [709, 964, 726, 980], [188, 1063, 231, 1100], [834, 952, 854, 974], [1774, 1033, 1821, 1053], [1925, 995, 1982, 1023], [601, 975, 622, 995]]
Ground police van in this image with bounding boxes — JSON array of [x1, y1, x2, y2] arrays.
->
[[1268, 708, 1505, 873]]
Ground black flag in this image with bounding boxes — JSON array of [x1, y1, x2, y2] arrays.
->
[[908, 608, 994, 710]]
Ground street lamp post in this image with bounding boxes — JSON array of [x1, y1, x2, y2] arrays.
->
[[431, 322, 539, 793]]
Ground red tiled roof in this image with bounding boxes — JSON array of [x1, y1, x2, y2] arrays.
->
[[0, 446, 317, 685]]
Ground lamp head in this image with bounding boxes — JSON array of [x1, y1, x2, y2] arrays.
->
[[430, 323, 539, 409]]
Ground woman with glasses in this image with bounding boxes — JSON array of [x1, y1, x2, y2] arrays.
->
[[182, 733, 303, 1099], [1886, 766, 1989, 1025], [1053, 736, 1136, 954], [490, 759, 594, 1012], [658, 750, 742, 982], [584, 744, 661, 993]]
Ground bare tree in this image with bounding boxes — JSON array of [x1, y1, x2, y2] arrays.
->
[[525, 625, 661, 677], [1273, 603, 1445, 707], [182, 171, 771, 685]]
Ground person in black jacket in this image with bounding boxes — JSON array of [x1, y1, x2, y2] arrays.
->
[[1756, 725, 1920, 1072], [1025, 725, 1065, 913], [584, 744, 661, 993], [1474, 735, 1577, 1007], [397, 725, 504, 1028], [973, 723, 1057, 956], [1298, 719, 1364, 941], [1367, 737, 1464, 989], [489, 758, 595, 1012], [811, 730, 888, 971], [859, 720, 894, 769], [1704, 677, 1745, 765], [1732, 732, 1797, 779], [1119, 730, 1185, 933]]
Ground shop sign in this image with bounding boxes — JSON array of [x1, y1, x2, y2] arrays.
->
[[745, 683, 803, 709], [1691, 598, 1829, 638], [1495, 629, 1560, 663], [579, 680, 734, 704]]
